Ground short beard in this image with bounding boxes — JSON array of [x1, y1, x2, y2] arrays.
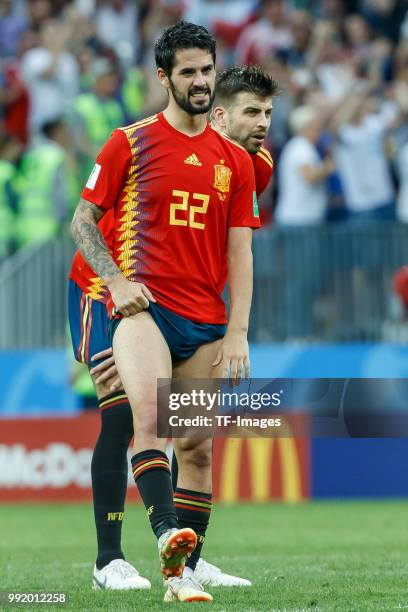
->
[[228, 129, 262, 154], [244, 139, 262, 154], [168, 77, 215, 115]]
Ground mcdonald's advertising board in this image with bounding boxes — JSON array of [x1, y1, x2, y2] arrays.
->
[[0, 414, 310, 502]]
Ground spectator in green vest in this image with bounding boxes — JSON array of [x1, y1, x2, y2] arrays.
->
[[0, 132, 21, 259], [121, 65, 146, 122], [71, 58, 125, 184], [16, 118, 78, 248]]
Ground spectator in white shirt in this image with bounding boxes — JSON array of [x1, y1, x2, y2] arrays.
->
[[397, 141, 408, 223], [275, 105, 333, 226], [274, 105, 334, 338], [95, 0, 139, 67], [332, 84, 397, 220], [21, 18, 79, 133]]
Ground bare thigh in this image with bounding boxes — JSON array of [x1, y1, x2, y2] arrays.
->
[[172, 338, 224, 379], [172, 339, 224, 491], [112, 311, 172, 453]]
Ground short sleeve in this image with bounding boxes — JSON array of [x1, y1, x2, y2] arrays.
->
[[228, 151, 261, 229], [253, 150, 274, 197], [81, 129, 132, 210]]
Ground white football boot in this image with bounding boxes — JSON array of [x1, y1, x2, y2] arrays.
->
[[158, 527, 197, 578], [92, 559, 151, 590], [164, 567, 213, 603], [194, 558, 252, 587]]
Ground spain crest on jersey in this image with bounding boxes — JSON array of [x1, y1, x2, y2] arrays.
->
[[214, 162, 232, 193]]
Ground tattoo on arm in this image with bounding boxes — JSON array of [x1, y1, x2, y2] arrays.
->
[[71, 199, 120, 281]]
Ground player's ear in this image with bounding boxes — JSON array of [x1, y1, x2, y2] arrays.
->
[[157, 68, 170, 89], [212, 105, 227, 129]]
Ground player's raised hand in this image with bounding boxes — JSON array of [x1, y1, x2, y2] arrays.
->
[[90, 348, 122, 391], [212, 330, 250, 385], [108, 273, 156, 317]]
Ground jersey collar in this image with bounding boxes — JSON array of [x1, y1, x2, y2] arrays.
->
[[157, 111, 212, 142]]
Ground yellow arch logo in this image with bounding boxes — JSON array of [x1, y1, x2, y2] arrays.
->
[[219, 435, 303, 503]]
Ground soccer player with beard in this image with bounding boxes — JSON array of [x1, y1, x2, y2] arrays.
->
[[212, 65, 276, 199], [68, 63, 276, 595], [70, 21, 260, 602]]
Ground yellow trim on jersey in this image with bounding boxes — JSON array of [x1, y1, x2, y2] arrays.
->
[[257, 150, 273, 169], [120, 114, 158, 132], [259, 146, 273, 163], [86, 276, 107, 301], [116, 125, 141, 278], [259, 147, 272, 161]]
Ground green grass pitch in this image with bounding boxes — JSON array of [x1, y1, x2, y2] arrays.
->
[[2, 501, 408, 611]]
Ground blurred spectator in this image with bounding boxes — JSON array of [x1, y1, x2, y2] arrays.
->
[[332, 83, 402, 221], [343, 13, 372, 65], [70, 58, 125, 183], [393, 264, 408, 312], [183, 0, 256, 55], [397, 141, 408, 223], [309, 20, 355, 101], [318, 0, 347, 32], [73, 0, 95, 17], [27, 0, 52, 30], [274, 106, 333, 338], [0, 0, 27, 58], [235, 0, 292, 64], [0, 59, 30, 144], [95, 0, 140, 67], [360, 0, 406, 43], [0, 132, 21, 259], [281, 9, 312, 69], [121, 65, 146, 121], [16, 118, 78, 248], [21, 18, 79, 131], [183, 0, 255, 32], [275, 105, 333, 225]]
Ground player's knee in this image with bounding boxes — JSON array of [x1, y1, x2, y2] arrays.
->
[[133, 399, 158, 438], [177, 440, 212, 470]]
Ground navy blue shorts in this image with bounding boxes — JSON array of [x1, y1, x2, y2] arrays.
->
[[68, 279, 110, 366], [109, 301, 226, 363]]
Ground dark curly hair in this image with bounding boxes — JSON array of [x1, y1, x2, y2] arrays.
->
[[155, 21, 216, 76]]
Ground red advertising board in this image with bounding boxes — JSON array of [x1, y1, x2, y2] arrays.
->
[[0, 415, 309, 502]]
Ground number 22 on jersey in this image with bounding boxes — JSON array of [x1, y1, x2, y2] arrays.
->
[[169, 190, 210, 230]]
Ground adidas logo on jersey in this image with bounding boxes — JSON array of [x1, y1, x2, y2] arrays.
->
[[184, 153, 202, 166]]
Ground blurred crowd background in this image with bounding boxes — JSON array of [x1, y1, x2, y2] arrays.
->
[[1, 0, 408, 348]]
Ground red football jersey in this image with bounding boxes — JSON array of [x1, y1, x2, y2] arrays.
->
[[71, 112, 259, 324], [69, 128, 272, 308]]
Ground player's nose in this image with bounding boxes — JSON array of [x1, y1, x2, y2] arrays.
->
[[257, 113, 269, 128], [193, 71, 207, 87]]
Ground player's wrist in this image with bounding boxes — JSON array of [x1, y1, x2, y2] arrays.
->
[[226, 324, 248, 336], [105, 270, 125, 290]]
